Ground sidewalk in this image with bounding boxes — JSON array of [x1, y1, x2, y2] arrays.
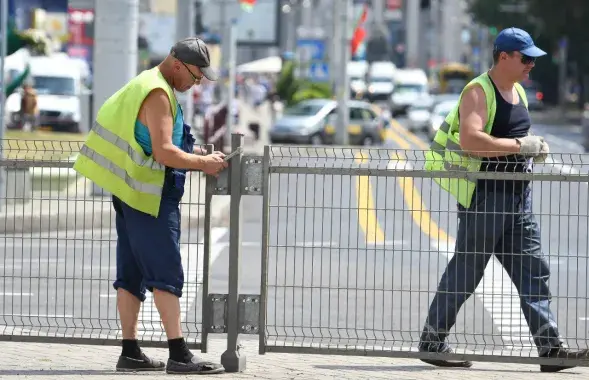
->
[[0, 338, 588, 379], [0, 171, 230, 234]]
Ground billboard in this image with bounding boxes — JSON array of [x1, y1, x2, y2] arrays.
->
[[8, 0, 68, 30], [201, 0, 279, 45], [67, 8, 94, 72]]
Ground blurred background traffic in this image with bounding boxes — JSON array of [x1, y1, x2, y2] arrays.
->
[[3, 0, 588, 152]]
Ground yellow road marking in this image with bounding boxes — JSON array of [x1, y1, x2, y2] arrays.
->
[[390, 118, 429, 150], [355, 119, 452, 246], [354, 151, 385, 243]]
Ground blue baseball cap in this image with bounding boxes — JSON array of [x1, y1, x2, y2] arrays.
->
[[493, 27, 547, 57]]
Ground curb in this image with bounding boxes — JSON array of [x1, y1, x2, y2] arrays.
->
[[0, 194, 231, 234]]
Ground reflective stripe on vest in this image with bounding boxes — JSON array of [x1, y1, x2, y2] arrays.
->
[[429, 120, 472, 171], [83, 121, 165, 171], [424, 73, 529, 209], [73, 67, 177, 217], [76, 121, 166, 195], [79, 144, 162, 196]]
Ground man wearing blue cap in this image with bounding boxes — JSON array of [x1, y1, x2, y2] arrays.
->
[[420, 27, 589, 372]]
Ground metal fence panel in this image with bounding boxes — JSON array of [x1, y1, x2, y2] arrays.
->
[[260, 146, 589, 366], [0, 139, 211, 349]]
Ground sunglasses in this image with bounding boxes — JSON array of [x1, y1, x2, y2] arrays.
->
[[179, 60, 203, 83], [520, 54, 536, 65]]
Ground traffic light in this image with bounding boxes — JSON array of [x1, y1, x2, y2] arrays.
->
[[489, 26, 498, 36]]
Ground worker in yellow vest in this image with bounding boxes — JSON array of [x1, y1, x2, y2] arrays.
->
[[419, 28, 589, 372], [73, 38, 226, 375]]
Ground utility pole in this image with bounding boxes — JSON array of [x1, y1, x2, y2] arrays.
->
[[335, 0, 351, 146], [558, 37, 568, 112], [92, 0, 139, 196], [405, 0, 420, 67], [330, 0, 339, 92], [176, 0, 195, 126], [480, 26, 490, 73], [0, 0, 7, 207], [429, 0, 442, 67]]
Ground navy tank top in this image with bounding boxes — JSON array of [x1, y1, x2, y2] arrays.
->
[[478, 76, 532, 193]]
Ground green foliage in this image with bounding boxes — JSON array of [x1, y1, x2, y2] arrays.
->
[[8, 20, 50, 56], [6, 65, 31, 98], [467, 0, 589, 105], [275, 60, 299, 106], [276, 60, 333, 106], [5, 19, 51, 98], [292, 81, 332, 104]]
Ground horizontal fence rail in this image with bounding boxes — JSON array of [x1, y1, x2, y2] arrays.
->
[[0, 139, 210, 349], [260, 145, 589, 366]]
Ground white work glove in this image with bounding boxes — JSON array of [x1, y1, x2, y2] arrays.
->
[[534, 141, 550, 163], [516, 135, 545, 156]]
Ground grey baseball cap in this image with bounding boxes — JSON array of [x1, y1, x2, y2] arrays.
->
[[170, 37, 218, 81]]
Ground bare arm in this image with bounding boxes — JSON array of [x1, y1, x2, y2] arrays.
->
[[458, 85, 521, 157], [142, 89, 209, 170]]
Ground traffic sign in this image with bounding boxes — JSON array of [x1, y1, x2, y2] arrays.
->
[[296, 39, 326, 61], [308, 62, 329, 82]]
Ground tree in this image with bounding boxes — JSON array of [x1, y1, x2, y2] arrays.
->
[[275, 60, 332, 107], [466, 0, 589, 105], [5, 20, 51, 98]]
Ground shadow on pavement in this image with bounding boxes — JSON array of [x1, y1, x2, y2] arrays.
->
[[313, 364, 584, 374], [0, 369, 133, 376]]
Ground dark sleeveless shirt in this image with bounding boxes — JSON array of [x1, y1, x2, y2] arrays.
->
[[478, 76, 532, 193]]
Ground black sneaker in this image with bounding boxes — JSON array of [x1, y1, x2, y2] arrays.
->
[[540, 348, 589, 373], [418, 344, 473, 368], [116, 353, 166, 372], [166, 356, 225, 374]]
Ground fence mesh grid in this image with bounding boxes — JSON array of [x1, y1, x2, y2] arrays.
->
[[0, 139, 207, 345], [263, 145, 589, 358]]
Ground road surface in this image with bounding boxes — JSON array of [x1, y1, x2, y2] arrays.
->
[[1, 118, 588, 358]]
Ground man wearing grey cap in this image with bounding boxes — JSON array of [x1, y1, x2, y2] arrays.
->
[[74, 37, 226, 374]]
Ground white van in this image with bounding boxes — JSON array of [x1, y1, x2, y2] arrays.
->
[[347, 61, 369, 99], [367, 61, 396, 102], [390, 68, 429, 115], [6, 54, 84, 133]]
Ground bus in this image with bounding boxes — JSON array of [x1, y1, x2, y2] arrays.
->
[[430, 62, 474, 94]]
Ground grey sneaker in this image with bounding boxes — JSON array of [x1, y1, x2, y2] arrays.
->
[[116, 354, 165, 372], [540, 348, 589, 373], [166, 356, 225, 374], [418, 344, 473, 368]]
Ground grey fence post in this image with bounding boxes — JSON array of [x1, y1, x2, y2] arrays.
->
[[259, 145, 270, 354], [221, 133, 246, 372], [200, 144, 215, 353]]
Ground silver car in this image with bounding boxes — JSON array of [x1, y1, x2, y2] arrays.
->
[[406, 95, 434, 132], [269, 99, 336, 145]]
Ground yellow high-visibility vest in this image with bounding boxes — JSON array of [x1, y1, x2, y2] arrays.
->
[[424, 72, 528, 208], [73, 67, 178, 217]]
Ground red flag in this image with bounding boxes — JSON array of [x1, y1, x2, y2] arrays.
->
[[351, 5, 368, 56], [239, 0, 256, 12]]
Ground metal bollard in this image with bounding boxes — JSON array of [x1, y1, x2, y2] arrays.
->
[[220, 133, 246, 372]]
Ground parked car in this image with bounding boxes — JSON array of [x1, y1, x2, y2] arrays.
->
[[324, 100, 385, 146], [521, 79, 544, 110], [427, 99, 458, 140], [406, 95, 434, 132], [268, 99, 335, 145]]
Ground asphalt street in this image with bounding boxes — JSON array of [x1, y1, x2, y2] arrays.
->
[[1, 115, 588, 358]]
